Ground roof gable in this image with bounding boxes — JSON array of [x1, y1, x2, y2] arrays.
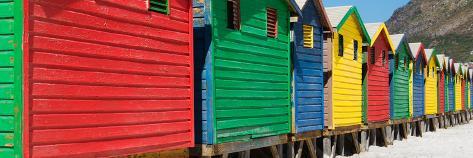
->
[[436, 54, 445, 70], [408, 43, 427, 63], [425, 49, 439, 66], [364, 23, 396, 54], [295, 0, 332, 32], [286, 0, 303, 17], [325, 6, 370, 43]]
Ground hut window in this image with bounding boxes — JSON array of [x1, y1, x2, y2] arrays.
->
[[370, 47, 375, 64], [267, 8, 278, 38], [227, 0, 240, 30], [303, 25, 313, 48], [338, 34, 344, 57], [149, 0, 169, 14], [353, 40, 358, 60], [427, 66, 430, 76], [395, 54, 399, 69], [404, 57, 408, 69]]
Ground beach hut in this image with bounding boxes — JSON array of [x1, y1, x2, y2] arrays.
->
[[19, 1, 195, 157], [409, 43, 427, 118], [194, 0, 301, 144], [470, 69, 473, 109], [447, 58, 455, 112], [362, 23, 394, 123], [323, 6, 370, 129], [436, 54, 446, 113], [454, 63, 463, 111], [292, 0, 332, 133], [389, 34, 413, 120], [463, 65, 469, 109], [0, 1, 22, 157], [424, 49, 439, 115]]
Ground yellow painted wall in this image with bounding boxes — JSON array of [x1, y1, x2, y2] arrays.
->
[[424, 59, 438, 115], [409, 62, 413, 117], [468, 82, 471, 109], [331, 14, 363, 128], [455, 75, 462, 111]]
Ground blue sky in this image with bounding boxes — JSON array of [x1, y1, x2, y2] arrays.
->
[[322, 0, 411, 23]]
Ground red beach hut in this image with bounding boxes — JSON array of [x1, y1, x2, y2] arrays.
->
[[22, 0, 194, 157]]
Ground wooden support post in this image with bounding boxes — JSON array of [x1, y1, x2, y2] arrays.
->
[[336, 134, 345, 156], [222, 154, 228, 158], [295, 141, 304, 158], [351, 132, 360, 154], [418, 121, 423, 137], [270, 146, 280, 158], [288, 142, 295, 158], [360, 130, 368, 152], [323, 137, 332, 158], [402, 123, 408, 139], [380, 127, 388, 147], [238, 150, 250, 158], [307, 139, 317, 158], [331, 136, 338, 158], [386, 125, 393, 145], [406, 122, 411, 136], [370, 129, 377, 146]]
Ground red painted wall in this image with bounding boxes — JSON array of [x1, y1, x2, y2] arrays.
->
[[438, 71, 445, 113], [23, 0, 194, 157], [367, 31, 390, 122]]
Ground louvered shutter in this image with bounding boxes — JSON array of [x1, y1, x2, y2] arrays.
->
[[370, 47, 375, 64], [227, 0, 240, 30], [267, 8, 278, 38], [303, 25, 313, 48], [149, 0, 168, 14]]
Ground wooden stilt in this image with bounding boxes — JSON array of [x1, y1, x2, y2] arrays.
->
[[360, 130, 368, 152], [270, 146, 280, 158], [307, 139, 317, 158], [287, 142, 295, 158]]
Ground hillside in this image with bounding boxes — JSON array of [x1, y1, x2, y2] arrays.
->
[[386, 0, 473, 62]]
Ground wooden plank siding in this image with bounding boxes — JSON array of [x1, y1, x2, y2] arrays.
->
[[194, 0, 297, 144], [292, 0, 326, 133], [391, 42, 411, 119], [455, 74, 462, 111], [413, 52, 425, 118], [365, 27, 391, 123], [323, 30, 333, 129], [448, 72, 455, 112], [23, 0, 194, 157], [438, 70, 445, 113], [0, 0, 22, 157], [425, 55, 438, 115], [331, 14, 364, 128]]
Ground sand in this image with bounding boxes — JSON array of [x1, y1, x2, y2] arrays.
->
[[338, 122, 473, 158]]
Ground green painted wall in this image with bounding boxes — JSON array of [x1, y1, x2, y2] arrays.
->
[[210, 0, 291, 143], [0, 0, 22, 157], [391, 43, 410, 119]]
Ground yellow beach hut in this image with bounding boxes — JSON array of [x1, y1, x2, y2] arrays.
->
[[324, 6, 370, 129], [424, 49, 439, 115], [454, 63, 463, 111]]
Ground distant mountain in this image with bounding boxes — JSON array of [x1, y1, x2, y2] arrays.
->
[[386, 0, 473, 62]]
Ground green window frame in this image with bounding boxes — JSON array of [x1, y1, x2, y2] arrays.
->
[[149, 0, 169, 14]]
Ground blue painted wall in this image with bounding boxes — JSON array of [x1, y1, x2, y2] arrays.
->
[[293, 0, 324, 133], [413, 54, 425, 117], [193, 0, 214, 144], [389, 54, 394, 118], [448, 74, 455, 112]]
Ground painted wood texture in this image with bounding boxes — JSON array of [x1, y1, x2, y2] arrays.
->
[[365, 31, 390, 122], [409, 61, 414, 116], [195, 0, 292, 144], [448, 73, 455, 112], [455, 75, 462, 111], [425, 58, 438, 115], [413, 53, 425, 118], [470, 82, 472, 109], [0, 0, 22, 157], [23, 0, 194, 157], [293, 0, 324, 133], [331, 14, 363, 128], [323, 32, 333, 129], [462, 79, 466, 110], [391, 43, 410, 119], [438, 71, 445, 113]]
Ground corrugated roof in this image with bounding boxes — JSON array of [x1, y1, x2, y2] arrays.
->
[[325, 6, 352, 27], [364, 23, 382, 39], [390, 34, 404, 50], [408, 43, 422, 59], [436, 54, 445, 70]]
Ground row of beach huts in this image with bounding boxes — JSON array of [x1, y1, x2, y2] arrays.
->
[[1, 0, 472, 157]]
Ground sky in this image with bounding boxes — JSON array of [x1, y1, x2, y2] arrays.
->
[[322, 0, 411, 23]]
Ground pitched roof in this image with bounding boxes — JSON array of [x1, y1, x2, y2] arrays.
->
[[408, 43, 427, 63], [470, 69, 473, 80], [424, 49, 439, 66], [286, 0, 303, 17], [364, 23, 395, 53], [454, 63, 461, 75], [295, 0, 332, 32], [436, 54, 445, 70], [325, 6, 371, 43]]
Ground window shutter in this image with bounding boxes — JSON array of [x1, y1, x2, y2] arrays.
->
[[227, 0, 240, 30], [353, 40, 358, 60], [382, 50, 386, 66], [338, 34, 344, 57], [149, 0, 169, 14], [370, 47, 375, 64], [303, 25, 313, 48], [395, 54, 399, 69], [267, 8, 278, 38]]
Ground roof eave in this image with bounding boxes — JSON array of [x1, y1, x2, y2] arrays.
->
[[335, 6, 371, 44]]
